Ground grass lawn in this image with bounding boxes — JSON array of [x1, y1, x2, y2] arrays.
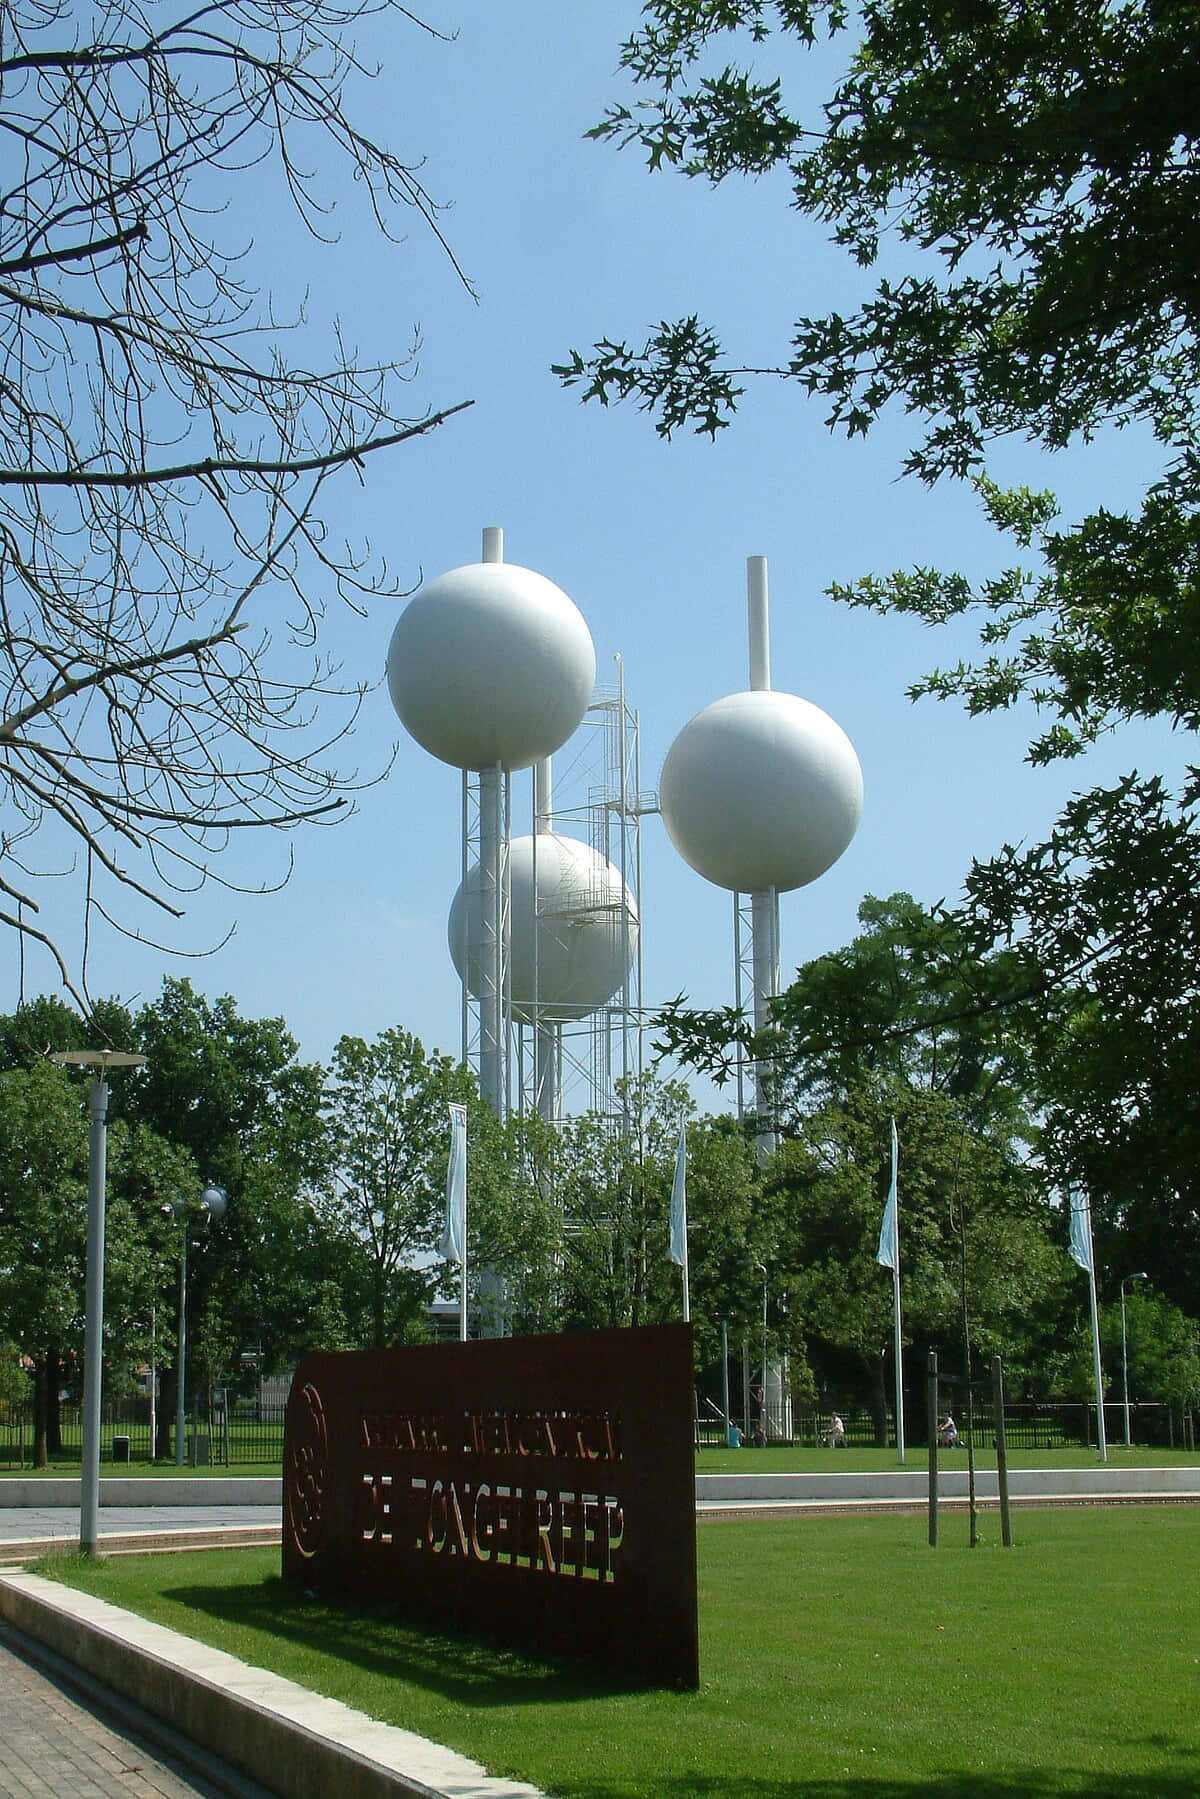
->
[[36, 1507, 1199, 1798], [5, 1445, 1193, 1479], [694, 1443, 1199, 1473]]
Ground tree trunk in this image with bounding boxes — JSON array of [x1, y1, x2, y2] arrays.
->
[[32, 1358, 48, 1468], [156, 1370, 175, 1461], [46, 1348, 63, 1453], [372, 1268, 386, 1350]]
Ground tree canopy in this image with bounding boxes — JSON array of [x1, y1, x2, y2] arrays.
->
[[563, 1, 1200, 1309], [126, 977, 332, 1387]]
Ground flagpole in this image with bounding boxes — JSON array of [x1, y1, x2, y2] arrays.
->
[[890, 1119, 904, 1465], [877, 1118, 905, 1465], [443, 1103, 469, 1341], [669, 1119, 690, 1321], [1069, 1187, 1107, 1464], [459, 1117, 468, 1342], [1087, 1253, 1106, 1464], [892, 1253, 905, 1466], [681, 1219, 691, 1324]]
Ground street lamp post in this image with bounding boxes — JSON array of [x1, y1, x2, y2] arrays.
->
[[1121, 1271, 1148, 1448], [149, 1305, 156, 1464], [167, 1186, 227, 1466], [755, 1261, 768, 1440], [50, 1049, 147, 1557]]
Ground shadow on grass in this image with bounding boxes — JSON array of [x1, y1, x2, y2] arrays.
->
[[565, 1771, 1200, 1799], [164, 1575, 653, 1707]]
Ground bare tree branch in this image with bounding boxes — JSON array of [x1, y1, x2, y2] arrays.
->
[[0, 402, 474, 489], [0, 0, 471, 995]]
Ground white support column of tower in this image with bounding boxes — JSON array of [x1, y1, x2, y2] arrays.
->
[[477, 528, 506, 1115], [746, 556, 781, 1156], [532, 754, 560, 1123]]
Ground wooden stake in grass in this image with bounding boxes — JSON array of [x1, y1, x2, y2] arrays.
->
[[993, 1354, 1013, 1549], [927, 1349, 939, 1548]]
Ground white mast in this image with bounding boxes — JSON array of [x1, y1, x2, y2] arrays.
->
[[477, 526, 506, 1118], [745, 555, 780, 1161]]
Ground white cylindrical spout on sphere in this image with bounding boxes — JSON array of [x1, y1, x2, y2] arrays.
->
[[659, 688, 863, 894], [449, 833, 638, 1024], [747, 556, 771, 692], [387, 561, 596, 772]]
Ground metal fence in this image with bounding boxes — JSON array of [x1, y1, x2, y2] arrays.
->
[[695, 1398, 1195, 1452], [0, 1399, 289, 1468], [5, 1393, 1194, 1466]]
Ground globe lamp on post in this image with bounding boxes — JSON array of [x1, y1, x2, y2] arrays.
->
[[1120, 1271, 1148, 1448], [49, 1049, 147, 1556], [166, 1186, 227, 1466]]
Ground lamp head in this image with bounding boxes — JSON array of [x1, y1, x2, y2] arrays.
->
[[199, 1185, 227, 1219], [164, 1186, 226, 1221]]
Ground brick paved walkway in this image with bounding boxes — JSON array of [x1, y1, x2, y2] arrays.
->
[[0, 1630, 250, 1798]]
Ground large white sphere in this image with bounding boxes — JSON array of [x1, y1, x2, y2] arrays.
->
[[660, 689, 863, 893], [449, 833, 638, 1023], [387, 562, 596, 772]]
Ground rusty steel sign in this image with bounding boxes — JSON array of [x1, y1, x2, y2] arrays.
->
[[282, 1322, 699, 1688]]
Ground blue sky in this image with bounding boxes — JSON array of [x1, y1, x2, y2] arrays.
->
[[10, 4, 1184, 1099]]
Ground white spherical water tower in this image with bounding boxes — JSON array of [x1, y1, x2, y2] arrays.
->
[[660, 688, 862, 895], [660, 556, 863, 1154], [387, 529, 596, 1118], [450, 833, 638, 1023], [387, 555, 595, 776], [449, 829, 639, 1120]]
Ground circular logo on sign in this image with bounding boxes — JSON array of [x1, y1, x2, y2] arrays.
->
[[286, 1381, 329, 1559]]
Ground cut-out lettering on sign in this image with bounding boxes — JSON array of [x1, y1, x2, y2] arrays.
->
[[281, 1324, 698, 1688]]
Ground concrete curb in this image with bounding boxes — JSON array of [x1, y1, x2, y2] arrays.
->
[[0, 1524, 280, 1567], [0, 1477, 282, 1508], [6, 1467, 1196, 1508], [0, 1570, 546, 1799], [695, 1465, 1200, 1504]]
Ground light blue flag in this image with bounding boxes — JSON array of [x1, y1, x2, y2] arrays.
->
[[668, 1121, 687, 1267], [1067, 1187, 1093, 1273], [441, 1103, 467, 1265], [876, 1117, 899, 1270]]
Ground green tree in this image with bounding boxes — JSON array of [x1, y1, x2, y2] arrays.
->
[[1101, 1286, 1200, 1415], [769, 1087, 1067, 1432], [684, 1113, 768, 1366], [325, 1028, 483, 1345], [0, 1061, 89, 1463], [0, 994, 138, 1068], [553, 1074, 692, 1333], [1, 0, 470, 996], [564, 2, 1200, 1315], [127, 978, 332, 1444], [0, 1057, 193, 1462], [464, 1108, 564, 1338], [0, 1341, 31, 1416], [659, 898, 1071, 1415]]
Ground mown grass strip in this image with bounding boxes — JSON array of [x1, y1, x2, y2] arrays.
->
[[37, 1508, 1200, 1798]]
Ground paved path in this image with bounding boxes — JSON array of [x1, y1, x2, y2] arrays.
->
[[0, 1573, 547, 1799], [0, 1507, 280, 1564], [0, 1627, 265, 1798]]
